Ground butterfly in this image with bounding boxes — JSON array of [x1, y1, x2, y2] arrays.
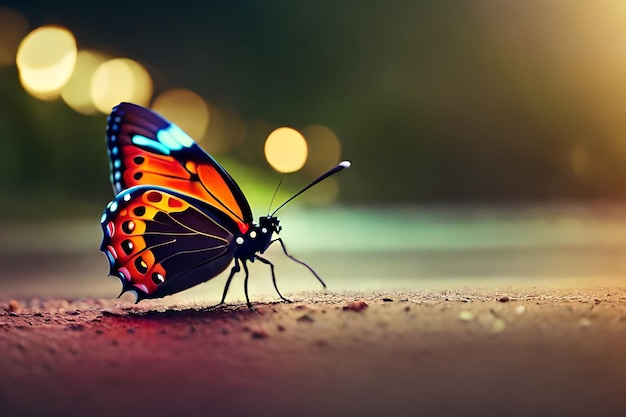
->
[[100, 102, 350, 308]]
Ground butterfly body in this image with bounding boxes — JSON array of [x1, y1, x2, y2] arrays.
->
[[233, 216, 281, 260], [100, 102, 342, 307]]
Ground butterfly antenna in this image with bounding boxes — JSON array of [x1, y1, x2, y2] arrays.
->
[[271, 161, 351, 216], [267, 173, 286, 215]]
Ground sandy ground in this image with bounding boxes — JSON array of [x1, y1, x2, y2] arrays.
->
[[2, 288, 626, 417]]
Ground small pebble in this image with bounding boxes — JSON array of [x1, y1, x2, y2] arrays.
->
[[297, 314, 315, 323], [251, 329, 269, 339], [68, 324, 85, 332], [277, 324, 286, 332], [343, 301, 368, 312], [382, 298, 394, 302], [458, 311, 474, 321], [498, 296, 510, 303], [7, 300, 22, 314], [491, 318, 506, 333]]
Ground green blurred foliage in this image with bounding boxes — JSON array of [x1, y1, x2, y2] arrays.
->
[[3, 0, 626, 220], [0, 66, 109, 218]]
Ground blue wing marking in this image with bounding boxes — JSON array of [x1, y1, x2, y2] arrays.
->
[[131, 135, 171, 155], [157, 124, 195, 149], [131, 125, 194, 156]]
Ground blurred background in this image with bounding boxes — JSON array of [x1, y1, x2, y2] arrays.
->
[[1, 1, 626, 302]]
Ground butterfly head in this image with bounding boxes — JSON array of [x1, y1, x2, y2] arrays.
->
[[234, 216, 279, 259], [259, 215, 282, 235]]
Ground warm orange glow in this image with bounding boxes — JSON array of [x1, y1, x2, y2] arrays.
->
[[264, 127, 308, 173], [91, 58, 152, 113], [151, 89, 209, 141], [473, 2, 626, 154], [61, 50, 107, 114], [16, 25, 77, 100], [0, 7, 29, 66], [301, 124, 342, 177]]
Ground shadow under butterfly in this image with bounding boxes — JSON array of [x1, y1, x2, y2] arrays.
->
[[100, 102, 350, 308]]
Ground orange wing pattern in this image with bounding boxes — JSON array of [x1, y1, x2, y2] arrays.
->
[[100, 186, 237, 299], [106, 102, 252, 231]]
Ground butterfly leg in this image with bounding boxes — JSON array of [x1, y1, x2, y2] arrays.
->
[[218, 258, 241, 305], [241, 260, 254, 310], [256, 255, 292, 303], [270, 238, 327, 289]]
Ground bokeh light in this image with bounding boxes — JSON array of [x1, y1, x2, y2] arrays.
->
[[91, 58, 152, 113], [0, 7, 29, 67], [264, 127, 308, 173], [61, 50, 107, 114], [16, 25, 77, 100], [151, 89, 209, 141], [301, 124, 342, 177]]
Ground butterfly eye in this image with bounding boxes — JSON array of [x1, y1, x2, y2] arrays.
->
[[152, 272, 165, 285], [122, 220, 135, 234], [135, 256, 148, 274], [133, 206, 146, 217], [121, 240, 134, 255]]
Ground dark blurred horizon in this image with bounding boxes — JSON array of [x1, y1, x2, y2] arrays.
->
[[3, 1, 626, 219]]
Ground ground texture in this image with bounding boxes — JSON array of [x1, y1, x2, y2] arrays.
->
[[1, 288, 626, 417]]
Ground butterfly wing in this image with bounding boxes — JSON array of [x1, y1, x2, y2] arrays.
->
[[100, 185, 239, 300], [106, 102, 252, 233]]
